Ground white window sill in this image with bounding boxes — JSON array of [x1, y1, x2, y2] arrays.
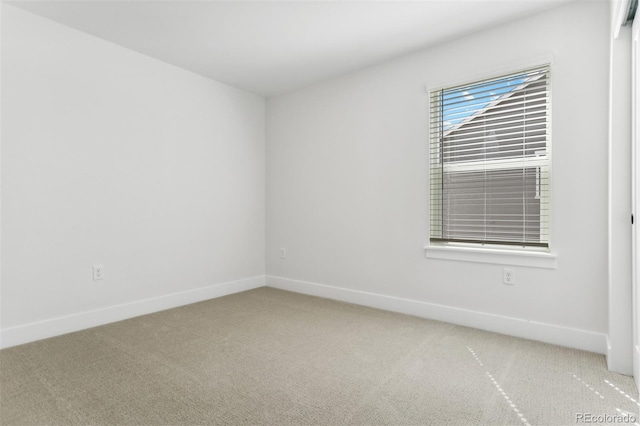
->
[[425, 243, 557, 269]]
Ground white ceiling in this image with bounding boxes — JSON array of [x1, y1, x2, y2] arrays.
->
[[6, 0, 573, 97]]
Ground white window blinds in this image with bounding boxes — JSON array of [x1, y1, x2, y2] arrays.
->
[[429, 65, 551, 248]]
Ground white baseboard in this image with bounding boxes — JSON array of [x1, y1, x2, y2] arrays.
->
[[0, 275, 266, 349], [2, 274, 609, 357], [266, 275, 607, 354]]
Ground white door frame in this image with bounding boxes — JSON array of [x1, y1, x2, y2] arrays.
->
[[632, 15, 639, 392]]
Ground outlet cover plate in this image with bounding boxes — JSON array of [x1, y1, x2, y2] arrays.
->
[[93, 265, 104, 280], [503, 268, 515, 285]]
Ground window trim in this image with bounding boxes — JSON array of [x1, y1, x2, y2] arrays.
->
[[424, 243, 558, 269], [424, 53, 555, 97], [424, 52, 558, 260]]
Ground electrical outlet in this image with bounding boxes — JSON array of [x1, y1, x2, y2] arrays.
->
[[280, 248, 286, 259], [503, 268, 515, 285], [93, 264, 104, 281]]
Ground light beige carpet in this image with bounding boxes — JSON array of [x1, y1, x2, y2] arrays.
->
[[0, 287, 638, 425]]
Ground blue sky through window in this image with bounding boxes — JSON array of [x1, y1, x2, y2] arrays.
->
[[442, 75, 527, 132]]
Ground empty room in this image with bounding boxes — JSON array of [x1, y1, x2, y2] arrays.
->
[[1, 0, 639, 424]]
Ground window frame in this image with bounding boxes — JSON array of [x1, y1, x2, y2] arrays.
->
[[425, 58, 555, 264]]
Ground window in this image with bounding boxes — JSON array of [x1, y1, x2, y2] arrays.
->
[[429, 65, 550, 248]]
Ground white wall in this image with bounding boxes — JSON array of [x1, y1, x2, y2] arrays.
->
[[1, 5, 265, 347], [2, 1, 627, 361], [266, 1, 611, 353], [608, 10, 633, 373]]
